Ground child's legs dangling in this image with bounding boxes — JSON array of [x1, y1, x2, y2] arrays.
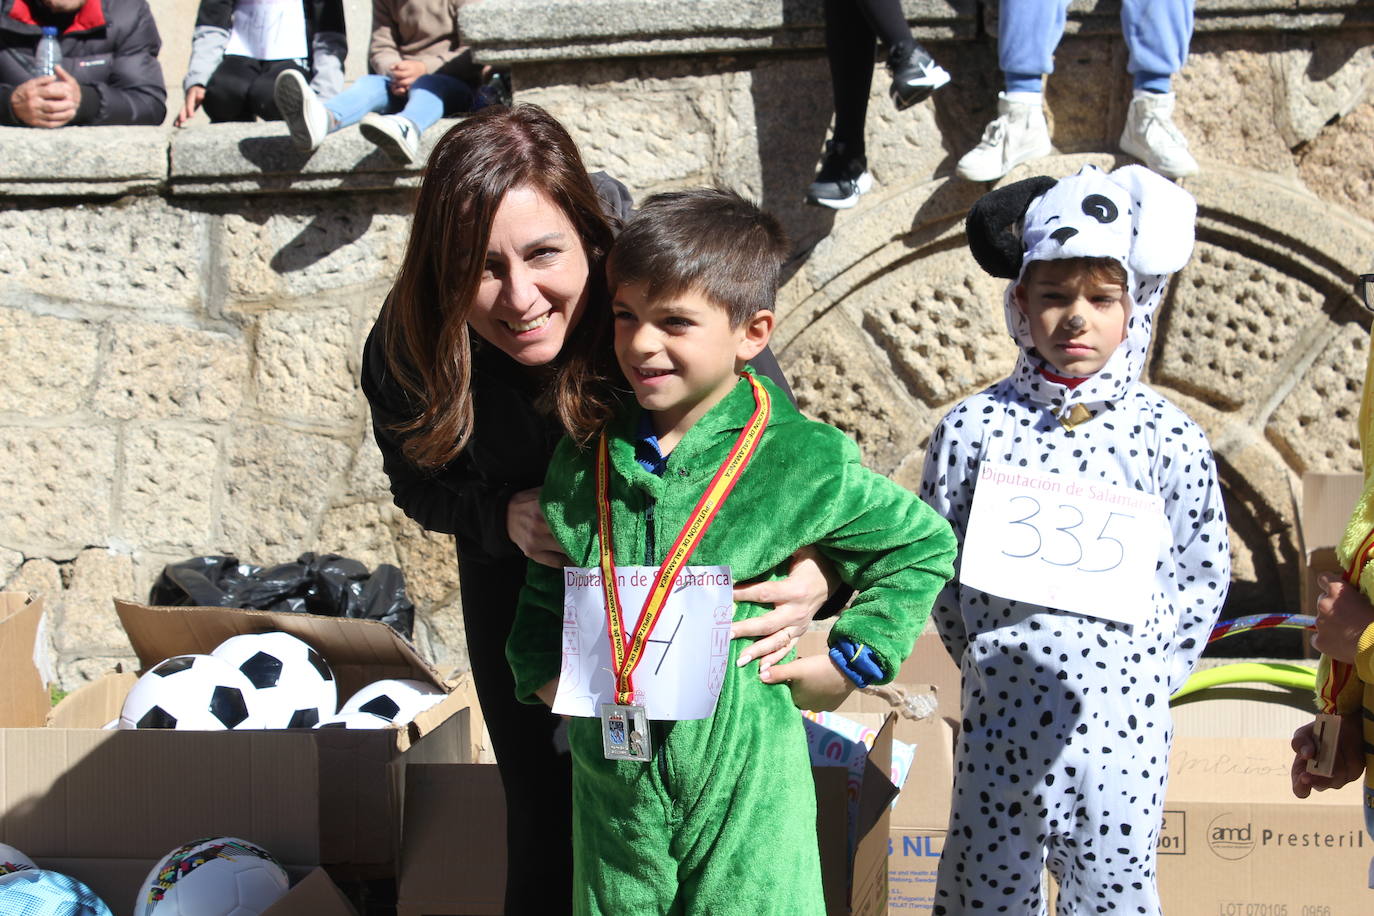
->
[[396, 73, 474, 133], [997, 0, 1070, 91], [323, 73, 391, 131]]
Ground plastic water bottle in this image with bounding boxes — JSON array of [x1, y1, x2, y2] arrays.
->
[[33, 26, 60, 77]]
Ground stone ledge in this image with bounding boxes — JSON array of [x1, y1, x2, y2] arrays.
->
[[461, 0, 1371, 64], [0, 119, 457, 198]]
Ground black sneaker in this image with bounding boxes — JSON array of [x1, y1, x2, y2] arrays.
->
[[806, 142, 873, 210], [888, 44, 951, 111]]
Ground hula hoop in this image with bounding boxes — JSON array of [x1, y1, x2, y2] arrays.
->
[[1171, 661, 1316, 702], [1207, 613, 1315, 644]]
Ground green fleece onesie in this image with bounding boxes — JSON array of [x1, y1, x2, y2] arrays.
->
[[507, 372, 956, 916]]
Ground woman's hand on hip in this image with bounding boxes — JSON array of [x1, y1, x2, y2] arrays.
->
[[731, 546, 838, 671], [506, 487, 569, 568]]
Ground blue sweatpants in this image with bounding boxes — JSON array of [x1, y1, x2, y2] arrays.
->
[[999, 0, 1193, 94]]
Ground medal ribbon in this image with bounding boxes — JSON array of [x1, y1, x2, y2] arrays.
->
[[596, 373, 770, 705]]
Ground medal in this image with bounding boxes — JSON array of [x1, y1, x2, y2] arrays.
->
[[600, 703, 651, 761], [594, 373, 770, 760]]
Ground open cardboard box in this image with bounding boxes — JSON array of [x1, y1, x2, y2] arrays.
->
[[801, 628, 959, 915], [0, 597, 475, 901]]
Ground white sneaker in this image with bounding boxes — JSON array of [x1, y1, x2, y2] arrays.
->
[[274, 69, 329, 151], [955, 92, 1053, 182], [1119, 91, 1199, 179], [359, 113, 421, 165]]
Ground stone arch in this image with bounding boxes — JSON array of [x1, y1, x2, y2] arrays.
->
[[775, 154, 1374, 648]]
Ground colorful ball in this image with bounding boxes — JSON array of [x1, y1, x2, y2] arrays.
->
[[134, 836, 288, 916], [0, 841, 36, 882]]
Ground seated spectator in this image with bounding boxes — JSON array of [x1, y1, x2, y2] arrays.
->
[[1, 0, 165, 127], [275, 0, 480, 165], [175, 0, 346, 127]]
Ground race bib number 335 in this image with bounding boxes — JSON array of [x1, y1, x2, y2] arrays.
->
[[960, 463, 1165, 627]]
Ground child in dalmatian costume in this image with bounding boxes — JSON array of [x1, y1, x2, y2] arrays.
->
[[920, 164, 1231, 915]]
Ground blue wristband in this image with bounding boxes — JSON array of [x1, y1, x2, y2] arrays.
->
[[828, 639, 885, 688]]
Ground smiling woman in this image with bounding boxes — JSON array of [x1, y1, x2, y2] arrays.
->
[[358, 105, 836, 915]]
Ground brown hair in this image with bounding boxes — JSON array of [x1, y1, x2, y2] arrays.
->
[[606, 187, 789, 327], [378, 105, 619, 466], [1020, 256, 1128, 290]]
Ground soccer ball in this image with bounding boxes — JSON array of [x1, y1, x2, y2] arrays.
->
[[119, 655, 260, 730], [211, 632, 337, 729], [338, 678, 445, 726], [0, 842, 36, 881], [134, 837, 288, 916], [0, 868, 113, 915], [313, 711, 393, 730]]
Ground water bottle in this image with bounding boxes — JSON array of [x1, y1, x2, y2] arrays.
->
[[474, 72, 511, 110], [33, 26, 60, 78]]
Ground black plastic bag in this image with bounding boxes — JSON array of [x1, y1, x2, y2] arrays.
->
[[149, 553, 414, 638]]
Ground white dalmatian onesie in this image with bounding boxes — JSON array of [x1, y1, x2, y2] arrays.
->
[[920, 165, 1231, 915]]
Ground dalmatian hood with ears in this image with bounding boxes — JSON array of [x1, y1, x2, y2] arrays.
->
[[965, 164, 1197, 422]]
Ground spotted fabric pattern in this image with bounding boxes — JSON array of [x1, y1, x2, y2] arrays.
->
[[920, 165, 1231, 915]]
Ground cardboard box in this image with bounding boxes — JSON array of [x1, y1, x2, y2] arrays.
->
[[1159, 735, 1368, 912], [0, 600, 473, 880], [800, 628, 961, 916], [0, 592, 50, 728], [1299, 472, 1364, 617], [397, 764, 506, 916]]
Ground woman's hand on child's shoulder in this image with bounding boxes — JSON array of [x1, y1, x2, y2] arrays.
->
[[762, 653, 856, 712]]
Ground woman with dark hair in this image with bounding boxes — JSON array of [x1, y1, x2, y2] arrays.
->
[[361, 104, 835, 914]]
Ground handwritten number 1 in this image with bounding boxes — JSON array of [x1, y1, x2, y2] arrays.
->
[[1002, 495, 1042, 559]]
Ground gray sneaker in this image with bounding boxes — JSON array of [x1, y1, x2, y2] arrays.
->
[[955, 92, 1052, 182], [274, 69, 329, 151], [360, 113, 421, 166]]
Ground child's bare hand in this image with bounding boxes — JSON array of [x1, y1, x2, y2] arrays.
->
[[732, 546, 838, 669], [1290, 712, 1364, 798], [761, 653, 855, 711], [535, 676, 559, 709], [1311, 574, 1374, 664]]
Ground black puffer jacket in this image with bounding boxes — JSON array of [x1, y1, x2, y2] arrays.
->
[[0, 0, 166, 126]]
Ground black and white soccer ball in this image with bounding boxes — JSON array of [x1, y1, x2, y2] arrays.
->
[[338, 678, 445, 726], [118, 654, 260, 731], [313, 711, 393, 730], [134, 836, 288, 916], [211, 632, 337, 729]]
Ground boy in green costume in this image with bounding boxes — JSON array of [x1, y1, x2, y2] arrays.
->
[[506, 187, 956, 916]]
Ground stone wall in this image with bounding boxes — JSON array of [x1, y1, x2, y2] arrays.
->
[[2, 0, 1373, 687]]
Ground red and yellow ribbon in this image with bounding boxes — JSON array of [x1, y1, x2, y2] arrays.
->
[[596, 373, 770, 705]]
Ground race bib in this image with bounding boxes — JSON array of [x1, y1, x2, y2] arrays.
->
[[224, 0, 308, 62], [553, 565, 734, 720], [960, 463, 1165, 627]]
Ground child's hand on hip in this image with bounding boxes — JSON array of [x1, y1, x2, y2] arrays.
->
[[761, 653, 855, 712]]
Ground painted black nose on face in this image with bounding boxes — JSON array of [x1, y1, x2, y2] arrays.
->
[[1065, 314, 1086, 331], [1050, 226, 1078, 244]]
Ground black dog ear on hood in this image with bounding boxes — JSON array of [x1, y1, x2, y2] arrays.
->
[[966, 176, 1059, 279]]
